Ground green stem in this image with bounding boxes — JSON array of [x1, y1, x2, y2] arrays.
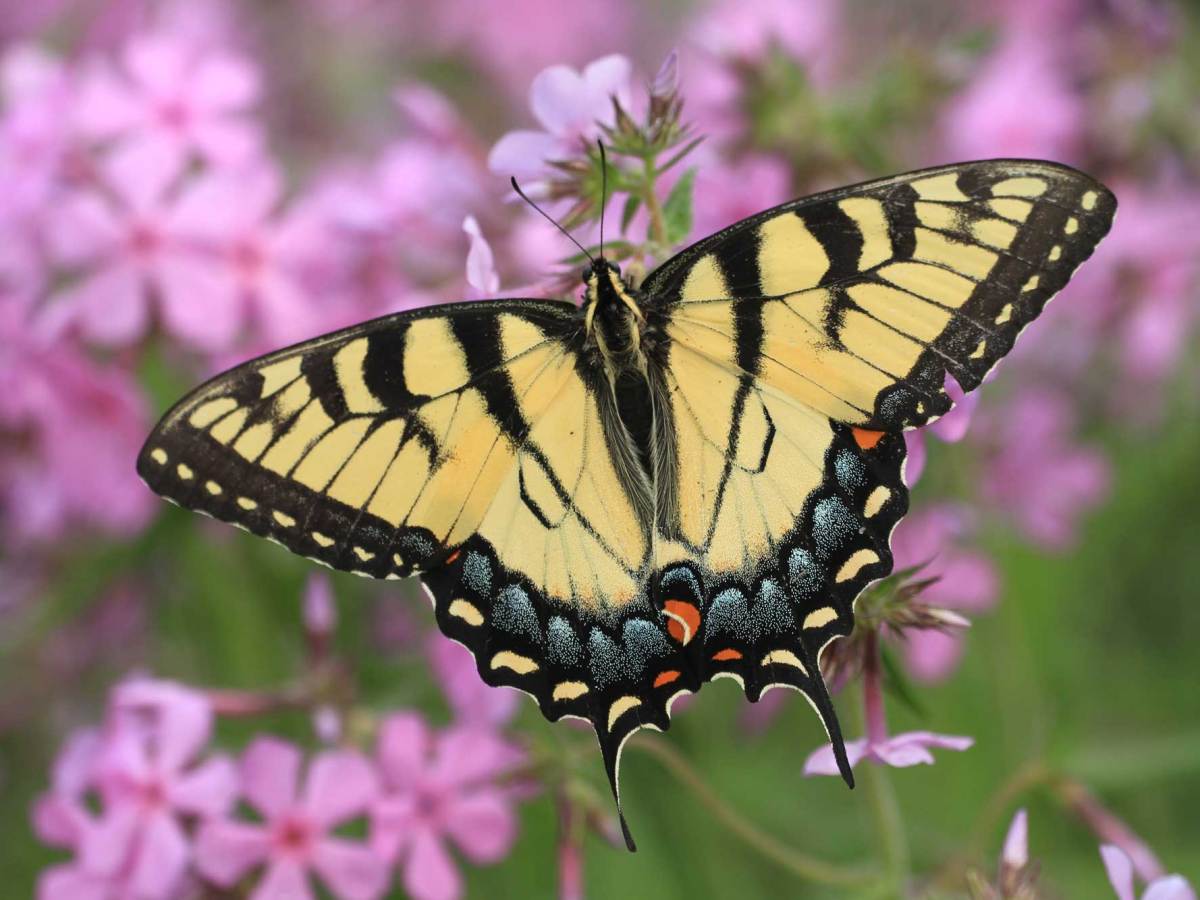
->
[[640, 156, 667, 248], [860, 631, 911, 888], [629, 734, 877, 887]]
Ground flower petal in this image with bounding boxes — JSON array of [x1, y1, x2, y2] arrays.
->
[[155, 255, 241, 352], [1143, 876, 1198, 900], [376, 713, 432, 789], [529, 64, 586, 134], [31, 794, 91, 848], [429, 727, 523, 788], [170, 753, 238, 818], [252, 860, 315, 900], [462, 215, 499, 295], [1101, 844, 1137, 900], [1002, 808, 1028, 869], [54, 264, 148, 347], [403, 828, 461, 900], [486, 130, 559, 178], [872, 732, 973, 768], [193, 55, 261, 111], [113, 678, 213, 774], [194, 820, 271, 886], [443, 790, 516, 863], [128, 812, 189, 899], [37, 864, 112, 900], [78, 802, 140, 877], [312, 836, 391, 900], [802, 738, 869, 776], [903, 430, 926, 487], [303, 750, 379, 827], [241, 737, 302, 818]]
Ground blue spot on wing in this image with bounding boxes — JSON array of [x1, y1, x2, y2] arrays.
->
[[548, 616, 582, 667], [493, 586, 542, 645]]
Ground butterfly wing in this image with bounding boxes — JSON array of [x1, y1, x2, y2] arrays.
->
[[638, 158, 1115, 770], [138, 295, 655, 633]]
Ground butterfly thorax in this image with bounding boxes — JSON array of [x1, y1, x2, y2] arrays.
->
[[583, 260, 649, 379]]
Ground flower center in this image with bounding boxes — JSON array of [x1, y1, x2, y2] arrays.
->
[[157, 99, 191, 131], [128, 223, 161, 259], [272, 814, 315, 856], [231, 237, 265, 277]]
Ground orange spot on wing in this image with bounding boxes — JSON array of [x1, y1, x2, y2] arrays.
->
[[712, 648, 743, 662], [444, 549, 462, 565], [852, 428, 885, 450], [663, 600, 701, 645], [653, 670, 681, 688]]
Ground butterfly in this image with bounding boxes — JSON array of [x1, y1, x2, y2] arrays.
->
[[138, 159, 1114, 850]]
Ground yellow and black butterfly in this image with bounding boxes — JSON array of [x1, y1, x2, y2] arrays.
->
[[138, 159, 1114, 849]]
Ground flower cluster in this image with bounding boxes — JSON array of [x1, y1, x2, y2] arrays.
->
[[33, 587, 526, 900]]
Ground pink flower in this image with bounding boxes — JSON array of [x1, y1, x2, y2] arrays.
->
[[690, 0, 843, 88], [488, 55, 632, 185], [0, 298, 153, 544], [977, 389, 1110, 550], [81, 680, 236, 899], [803, 730, 974, 775], [167, 163, 324, 348], [74, 31, 261, 174], [0, 44, 73, 225], [1002, 809, 1028, 870], [889, 504, 999, 682], [302, 574, 337, 641], [46, 144, 232, 350], [427, 635, 518, 728], [195, 736, 388, 900], [1102, 845, 1196, 900], [372, 713, 524, 900], [462, 215, 499, 296], [422, 1, 631, 95], [804, 633, 973, 776], [940, 29, 1083, 162], [32, 682, 236, 900], [690, 153, 792, 240]]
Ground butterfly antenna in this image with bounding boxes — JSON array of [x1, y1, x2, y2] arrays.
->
[[597, 139, 608, 260], [510, 176, 594, 265]]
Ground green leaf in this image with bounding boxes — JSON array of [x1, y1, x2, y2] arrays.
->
[[620, 194, 641, 234], [662, 166, 697, 247]]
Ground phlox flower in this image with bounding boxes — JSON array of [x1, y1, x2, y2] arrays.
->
[[427, 634, 518, 727], [0, 44, 73, 225], [74, 31, 262, 175], [195, 737, 388, 900], [690, 153, 792, 240], [804, 634, 973, 776], [0, 296, 153, 544], [1102, 844, 1195, 900], [46, 143, 231, 349], [32, 681, 237, 900], [889, 504, 999, 683], [423, 0, 630, 95], [977, 388, 1109, 550], [87, 682, 236, 898], [372, 712, 525, 900], [488, 55, 632, 187], [940, 28, 1083, 162], [167, 163, 324, 347], [689, 0, 843, 88], [461, 215, 499, 296]]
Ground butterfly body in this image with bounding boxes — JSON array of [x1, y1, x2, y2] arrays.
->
[[138, 160, 1116, 850]]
